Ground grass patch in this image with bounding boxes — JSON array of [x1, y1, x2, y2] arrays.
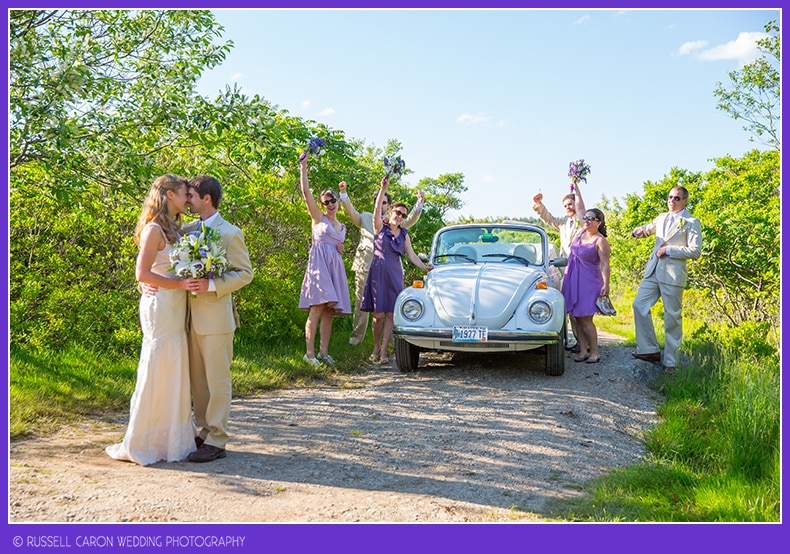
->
[[11, 332, 378, 439], [11, 345, 138, 438], [595, 288, 709, 348], [593, 291, 639, 344], [548, 461, 779, 522], [548, 322, 780, 522]]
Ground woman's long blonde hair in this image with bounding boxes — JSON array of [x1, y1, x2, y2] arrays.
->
[[134, 174, 188, 246]]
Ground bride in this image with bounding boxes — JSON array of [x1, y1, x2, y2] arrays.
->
[[106, 174, 201, 466]]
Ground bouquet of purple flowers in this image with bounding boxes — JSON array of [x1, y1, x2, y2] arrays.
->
[[308, 136, 327, 158], [568, 159, 591, 191], [384, 156, 406, 178]]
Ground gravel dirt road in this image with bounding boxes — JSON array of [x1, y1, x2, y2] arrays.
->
[[9, 333, 664, 523]]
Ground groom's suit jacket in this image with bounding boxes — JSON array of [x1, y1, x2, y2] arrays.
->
[[183, 215, 254, 335], [636, 208, 702, 288]]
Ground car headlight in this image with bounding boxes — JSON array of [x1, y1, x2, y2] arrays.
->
[[528, 300, 552, 323], [401, 298, 424, 321]]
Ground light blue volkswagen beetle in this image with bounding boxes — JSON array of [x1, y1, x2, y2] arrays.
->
[[393, 223, 567, 375]]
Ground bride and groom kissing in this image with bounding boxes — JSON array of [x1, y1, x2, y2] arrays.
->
[[106, 175, 253, 466]]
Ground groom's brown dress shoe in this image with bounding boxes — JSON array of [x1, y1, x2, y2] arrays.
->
[[188, 444, 226, 463], [195, 436, 204, 448], [632, 352, 661, 362]]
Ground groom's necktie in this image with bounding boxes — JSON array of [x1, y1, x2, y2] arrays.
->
[[664, 214, 676, 235]]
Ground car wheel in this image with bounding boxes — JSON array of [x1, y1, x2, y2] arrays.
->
[[395, 337, 420, 372], [545, 337, 565, 376]]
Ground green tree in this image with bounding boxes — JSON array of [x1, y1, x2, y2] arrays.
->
[[713, 20, 780, 150], [692, 149, 780, 326], [10, 9, 232, 200], [418, 173, 467, 220], [9, 10, 468, 354], [396, 173, 466, 260], [607, 168, 704, 287]]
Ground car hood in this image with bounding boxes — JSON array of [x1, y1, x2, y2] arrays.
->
[[427, 264, 542, 327]]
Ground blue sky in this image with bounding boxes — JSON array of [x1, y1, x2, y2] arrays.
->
[[196, 8, 778, 220]]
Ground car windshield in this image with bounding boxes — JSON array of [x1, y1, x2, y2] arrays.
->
[[433, 226, 545, 266]]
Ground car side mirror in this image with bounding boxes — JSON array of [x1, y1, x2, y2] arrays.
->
[[550, 257, 567, 268], [418, 253, 429, 263]]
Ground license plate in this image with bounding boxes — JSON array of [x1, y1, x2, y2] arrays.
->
[[452, 326, 488, 342]]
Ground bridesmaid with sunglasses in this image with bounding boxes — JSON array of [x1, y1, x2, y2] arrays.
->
[[361, 177, 432, 364], [297, 151, 352, 366], [561, 208, 611, 364]]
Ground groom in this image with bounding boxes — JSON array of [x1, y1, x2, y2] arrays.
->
[[184, 175, 254, 462]]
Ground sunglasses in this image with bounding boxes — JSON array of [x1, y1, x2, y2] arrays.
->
[[667, 195, 685, 201], [582, 215, 599, 222], [322, 198, 338, 206], [392, 210, 408, 219]]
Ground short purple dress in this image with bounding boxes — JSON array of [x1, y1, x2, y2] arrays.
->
[[562, 232, 603, 317], [361, 226, 407, 313], [299, 216, 351, 315]]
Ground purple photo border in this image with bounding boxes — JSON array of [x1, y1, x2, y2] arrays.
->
[[3, 2, 785, 553]]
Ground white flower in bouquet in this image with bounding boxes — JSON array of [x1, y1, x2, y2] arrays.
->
[[169, 223, 230, 293]]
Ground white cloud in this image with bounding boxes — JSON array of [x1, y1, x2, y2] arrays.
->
[[457, 112, 493, 125], [678, 40, 708, 56], [482, 174, 495, 184], [301, 99, 311, 110], [697, 32, 766, 64], [232, 72, 243, 81], [319, 108, 335, 117], [574, 15, 590, 25]]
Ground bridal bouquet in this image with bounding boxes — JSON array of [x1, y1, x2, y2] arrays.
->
[[384, 156, 406, 178], [170, 223, 229, 293], [568, 159, 591, 192]]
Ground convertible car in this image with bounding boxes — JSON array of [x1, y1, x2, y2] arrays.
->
[[393, 223, 568, 375]]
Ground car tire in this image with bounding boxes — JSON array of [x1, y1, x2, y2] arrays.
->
[[395, 338, 420, 372], [545, 337, 565, 376]]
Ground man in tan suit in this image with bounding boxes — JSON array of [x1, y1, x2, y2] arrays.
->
[[631, 186, 702, 373], [184, 175, 254, 462], [339, 182, 423, 346]]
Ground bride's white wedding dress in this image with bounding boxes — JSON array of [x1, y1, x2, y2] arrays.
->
[[106, 224, 196, 466]]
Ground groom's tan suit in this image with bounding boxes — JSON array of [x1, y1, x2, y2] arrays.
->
[[632, 208, 702, 369], [184, 214, 253, 449]]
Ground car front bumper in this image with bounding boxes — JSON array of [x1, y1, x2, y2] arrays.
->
[[394, 326, 562, 352]]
